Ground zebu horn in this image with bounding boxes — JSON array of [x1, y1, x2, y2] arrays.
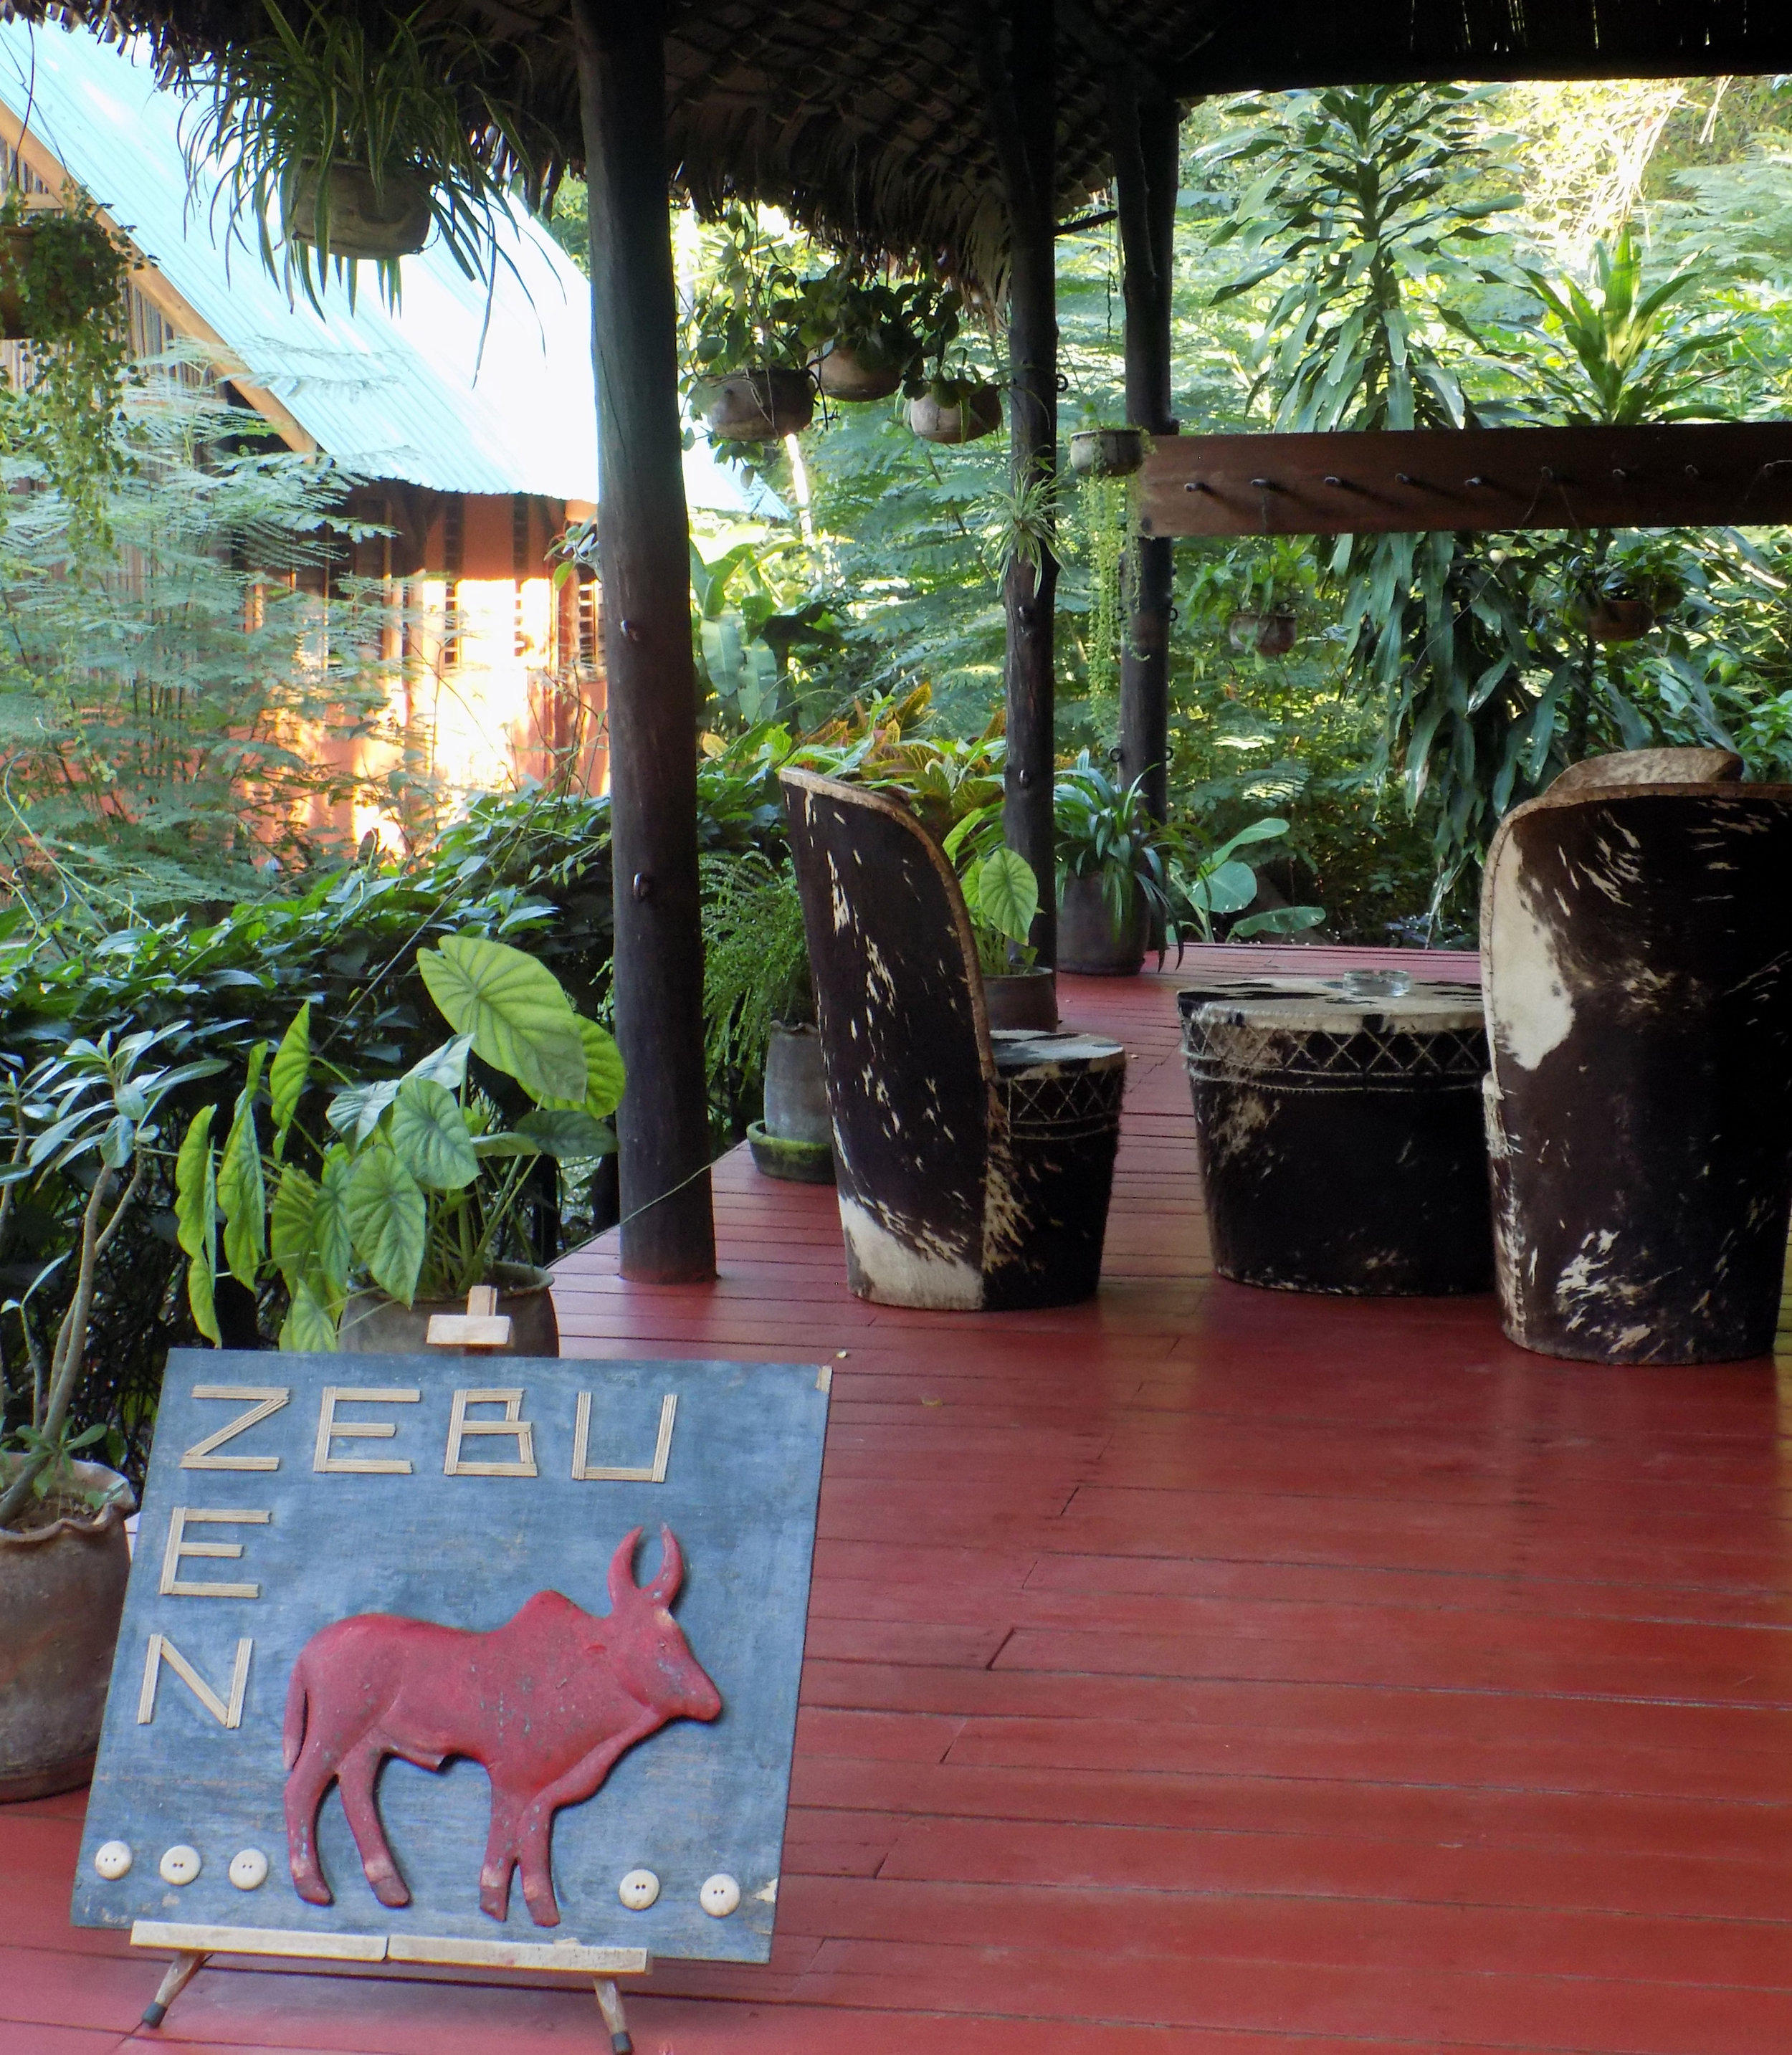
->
[[607, 1526, 646, 1608], [643, 1525, 685, 1606]]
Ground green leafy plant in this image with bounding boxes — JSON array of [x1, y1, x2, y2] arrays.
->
[[0, 1026, 222, 1528], [0, 186, 135, 550], [1053, 754, 1171, 927], [700, 852, 813, 1101], [685, 204, 824, 381], [1168, 818, 1325, 942], [183, 0, 543, 309], [958, 846, 1039, 974], [176, 938, 624, 1346]]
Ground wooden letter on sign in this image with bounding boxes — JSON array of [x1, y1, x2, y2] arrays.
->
[[74, 1354, 828, 1970]]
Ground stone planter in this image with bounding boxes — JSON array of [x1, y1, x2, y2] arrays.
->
[[983, 968, 1058, 1031], [1057, 873, 1148, 976], [1069, 428, 1146, 478], [1, 1460, 134, 1803], [749, 1023, 834, 1183], [814, 343, 902, 402], [699, 368, 815, 441], [338, 1261, 559, 1356], [908, 384, 1001, 444], [1228, 609, 1298, 657], [289, 161, 432, 258]]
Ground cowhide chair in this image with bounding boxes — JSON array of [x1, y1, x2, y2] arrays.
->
[[780, 768, 1126, 1310], [1481, 747, 1792, 1363]]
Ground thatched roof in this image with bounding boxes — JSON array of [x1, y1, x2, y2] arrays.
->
[[21, 1, 1792, 280]]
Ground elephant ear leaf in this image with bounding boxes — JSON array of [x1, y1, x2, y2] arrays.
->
[[417, 936, 586, 1105], [174, 1106, 220, 1346], [538, 1017, 626, 1120], [280, 1277, 338, 1353], [344, 1145, 426, 1307], [390, 1078, 479, 1191], [268, 1002, 311, 1151]]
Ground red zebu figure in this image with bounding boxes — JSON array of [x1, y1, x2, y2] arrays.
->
[[281, 1525, 721, 1925]]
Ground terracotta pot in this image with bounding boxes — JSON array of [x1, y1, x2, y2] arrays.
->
[[908, 384, 1001, 444], [1070, 428, 1146, 478], [983, 968, 1059, 1031], [287, 161, 432, 259], [1588, 597, 1656, 643], [700, 368, 815, 441], [750, 1023, 834, 1183], [1228, 609, 1298, 657], [1057, 873, 1148, 976], [338, 1261, 559, 1356], [814, 343, 902, 402], [1, 1461, 134, 1803]]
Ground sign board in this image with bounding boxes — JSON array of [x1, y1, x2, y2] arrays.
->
[[72, 1352, 828, 1974]]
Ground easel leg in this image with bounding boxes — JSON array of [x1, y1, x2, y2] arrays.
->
[[593, 1975, 634, 2054], [141, 1948, 209, 2028]]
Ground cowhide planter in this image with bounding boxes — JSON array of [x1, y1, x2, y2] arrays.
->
[[1482, 754, 1792, 1363], [1181, 992, 1493, 1296], [781, 769, 1127, 1311]]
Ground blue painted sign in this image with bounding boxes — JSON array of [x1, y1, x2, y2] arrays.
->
[[72, 1353, 828, 1967]]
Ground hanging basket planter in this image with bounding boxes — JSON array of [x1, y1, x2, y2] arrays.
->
[[1070, 427, 1147, 479], [0, 213, 128, 342], [909, 382, 1002, 445], [699, 367, 816, 441], [1227, 608, 1299, 657], [1587, 597, 1657, 643], [813, 343, 902, 403], [286, 161, 433, 259]]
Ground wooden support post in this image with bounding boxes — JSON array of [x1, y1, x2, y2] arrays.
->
[[140, 1947, 207, 2028], [980, 0, 1060, 965], [1114, 80, 1180, 824], [572, 0, 715, 1282]]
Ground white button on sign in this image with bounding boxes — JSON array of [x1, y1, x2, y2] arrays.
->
[[618, 1868, 660, 1910], [158, 1845, 202, 1887], [700, 1873, 740, 1917], [228, 1848, 269, 1891], [92, 1841, 133, 1881]]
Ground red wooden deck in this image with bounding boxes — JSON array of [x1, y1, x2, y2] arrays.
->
[[8, 953, 1792, 2054]]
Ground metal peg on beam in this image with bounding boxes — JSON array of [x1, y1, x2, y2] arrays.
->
[[1249, 477, 1277, 490], [1183, 480, 1212, 494]]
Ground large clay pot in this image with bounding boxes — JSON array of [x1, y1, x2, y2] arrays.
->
[[908, 384, 1001, 444], [700, 368, 815, 441], [1, 1460, 134, 1802], [814, 343, 902, 402], [983, 968, 1058, 1031], [1057, 873, 1148, 976], [288, 161, 432, 258], [339, 1261, 559, 1356], [1228, 609, 1298, 657], [1587, 597, 1656, 642], [749, 1023, 834, 1183]]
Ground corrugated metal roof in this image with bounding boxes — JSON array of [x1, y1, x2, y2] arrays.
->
[[0, 19, 778, 515]]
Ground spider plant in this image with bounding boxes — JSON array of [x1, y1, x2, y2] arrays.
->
[[181, 0, 544, 310]]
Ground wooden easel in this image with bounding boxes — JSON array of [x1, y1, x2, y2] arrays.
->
[[140, 1294, 642, 2048]]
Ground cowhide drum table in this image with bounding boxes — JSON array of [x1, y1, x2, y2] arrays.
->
[[1181, 988, 1492, 1295]]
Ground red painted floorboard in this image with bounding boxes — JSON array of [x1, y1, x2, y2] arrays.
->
[[6, 957, 1791, 2053]]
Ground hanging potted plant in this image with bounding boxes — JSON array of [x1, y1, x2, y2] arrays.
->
[[902, 285, 1001, 444], [806, 267, 923, 403], [702, 854, 830, 1182], [1, 1027, 225, 1800], [686, 204, 817, 441], [1069, 427, 1148, 478], [1053, 755, 1172, 976], [176, 939, 624, 1358], [182, 0, 540, 307]]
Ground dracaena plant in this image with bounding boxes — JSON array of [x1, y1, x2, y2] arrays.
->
[[1052, 755, 1172, 928], [176, 936, 624, 1351], [0, 1026, 224, 1530]]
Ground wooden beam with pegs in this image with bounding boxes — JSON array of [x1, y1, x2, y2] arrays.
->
[[1137, 423, 1792, 538], [426, 1284, 513, 1350]]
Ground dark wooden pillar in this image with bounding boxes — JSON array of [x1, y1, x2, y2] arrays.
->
[[1113, 83, 1179, 824], [981, 1, 1059, 964], [572, 0, 715, 1281]]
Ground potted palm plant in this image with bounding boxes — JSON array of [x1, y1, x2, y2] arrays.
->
[[701, 853, 829, 1182], [1054, 756, 1172, 976], [181, 0, 538, 308], [176, 938, 623, 1356], [2, 1027, 224, 1800]]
